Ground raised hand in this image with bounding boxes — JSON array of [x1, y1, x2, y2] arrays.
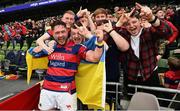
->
[[84, 9, 91, 17], [103, 20, 113, 33], [116, 8, 136, 27], [75, 23, 92, 38], [76, 6, 88, 18], [135, 3, 154, 21], [76, 6, 82, 17], [44, 46, 54, 55]]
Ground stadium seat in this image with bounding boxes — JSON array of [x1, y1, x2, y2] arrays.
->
[[158, 59, 169, 73], [128, 92, 160, 110], [170, 49, 180, 58]]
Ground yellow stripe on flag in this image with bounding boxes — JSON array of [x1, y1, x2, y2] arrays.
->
[[26, 51, 48, 84]]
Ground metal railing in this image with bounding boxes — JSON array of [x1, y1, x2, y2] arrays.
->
[[128, 84, 180, 108], [105, 82, 180, 109], [106, 82, 123, 110]]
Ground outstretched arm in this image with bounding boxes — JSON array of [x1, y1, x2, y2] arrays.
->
[[103, 20, 129, 51], [36, 32, 54, 54], [136, 3, 172, 38], [28, 46, 48, 57], [85, 30, 104, 62], [76, 24, 104, 62]]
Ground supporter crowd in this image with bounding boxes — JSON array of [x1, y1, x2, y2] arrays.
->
[[0, 5, 179, 49]]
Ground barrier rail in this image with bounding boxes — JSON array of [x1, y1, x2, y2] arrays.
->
[[105, 82, 180, 109], [128, 84, 180, 108], [106, 82, 123, 110]]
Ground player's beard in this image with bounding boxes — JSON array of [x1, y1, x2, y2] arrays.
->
[[54, 35, 68, 46]]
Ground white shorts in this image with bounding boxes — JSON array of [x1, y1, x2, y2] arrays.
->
[[38, 89, 77, 111]]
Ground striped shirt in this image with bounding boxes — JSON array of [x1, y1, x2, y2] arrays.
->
[[43, 41, 87, 94]]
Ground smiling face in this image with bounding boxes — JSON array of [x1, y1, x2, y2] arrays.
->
[[125, 17, 141, 36], [156, 10, 165, 19], [53, 25, 69, 45], [61, 12, 75, 28], [70, 28, 83, 44]]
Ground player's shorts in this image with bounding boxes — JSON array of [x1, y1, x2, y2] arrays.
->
[[38, 89, 77, 111]]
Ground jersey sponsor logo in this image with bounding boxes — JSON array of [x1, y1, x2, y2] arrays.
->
[[50, 53, 65, 60], [49, 61, 66, 67]]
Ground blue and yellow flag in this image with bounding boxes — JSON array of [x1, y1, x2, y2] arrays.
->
[[75, 49, 106, 109], [26, 51, 48, 84]]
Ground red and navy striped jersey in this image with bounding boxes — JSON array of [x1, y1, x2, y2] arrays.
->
[[164, 70, 180, 89], [43, 41, 87, 94]]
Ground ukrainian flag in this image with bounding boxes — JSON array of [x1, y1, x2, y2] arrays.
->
[[26, 50, 48, 84], [76, 49, 106, 109], [76, 36, 106, 109]]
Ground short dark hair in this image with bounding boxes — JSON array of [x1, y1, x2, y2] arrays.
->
[[106, 9, 112, 15], [168, 57, 180, 71], [155, 8, 163, 14], [51, 20, 66, 30]]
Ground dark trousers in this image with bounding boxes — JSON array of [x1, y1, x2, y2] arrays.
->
[[16, 37, 24, 50], [132, 69, 160, 87], [126, 70, 160, 98], [7, 39, 16, 49], [26, 37, 34, 49], [77, 98, 88, 110]]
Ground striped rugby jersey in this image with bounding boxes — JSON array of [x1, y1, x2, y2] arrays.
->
[[43, 41, 87, 94]]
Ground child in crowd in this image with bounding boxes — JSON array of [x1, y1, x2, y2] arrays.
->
[[164, 57, 180, 89]]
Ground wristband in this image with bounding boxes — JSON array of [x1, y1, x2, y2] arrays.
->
[[95, 41, 104, 48], [149, 16, 158, 24], [108, 29, 114, 34], [96, 45, 104, 48]]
